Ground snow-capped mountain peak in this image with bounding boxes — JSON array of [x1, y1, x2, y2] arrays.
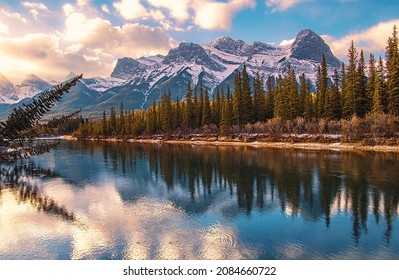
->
[[0, 73, 18, 104], [1, 29, 342, 118]]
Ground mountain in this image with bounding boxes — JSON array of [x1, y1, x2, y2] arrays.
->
[[0, 29, 341, 119], [0, 74, 18, 104], [15, 74, 52, 100]]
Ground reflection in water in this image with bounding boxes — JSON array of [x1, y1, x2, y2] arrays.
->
[[1, 164, 75, 222], [95, 142, 399, 244], [1, 141, 399, 259]]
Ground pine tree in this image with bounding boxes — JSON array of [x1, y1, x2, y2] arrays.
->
[[233, 71, 242, 126], [287, 67, 300, 119], [299, 73, 309, 118], [172, 97, 182, 130], [365, 54, 377, 114], [212, 88, 222, 127], [146, 99, 157, 134], [377, 56, 388, 112], [273, 75, 284, 119], [317, 54, 329, 118], [102, 110, 107, 136], [221, 86, 233, 131], [202, 89, 212, 126], [340, 62, 347, 117], [183, 81, 194, 131], [110, 106, 117, 135], [330, 69, 342, 119], [241, 65, 253, 124], [265, 76, 275, 120], [355, 50, 367, 117], [386, 25, 399, 116], [160, 91, 172, 132], [253, 72, 265, 122], [119, 102, 125, 135], [343, 40, 358, 118], [372, 74, 384, 114]]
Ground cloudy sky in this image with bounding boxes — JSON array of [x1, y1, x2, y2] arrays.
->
[[0, 0, 398, 83]]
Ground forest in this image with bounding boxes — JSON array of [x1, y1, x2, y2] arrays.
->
[[73, 26, 399, 143]]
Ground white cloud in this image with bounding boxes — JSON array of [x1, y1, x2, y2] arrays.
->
[[111, 0, 255, 31], [265, 0, 305, 12], [147, 0, 191, 23], [0, 21, 9, 34], [280, 38, 294, 46], [101, 4, 110, 14], [113, 0, 148, 20], [0, 8, 28, 23], [0, 0, 177, 83], [21, 1, 50, 20], [322, 19, 399, 60], [193, 0, 256, 31]]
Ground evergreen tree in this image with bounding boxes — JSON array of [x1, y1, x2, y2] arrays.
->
[[172, 97, 182, 131], [287, 67, 300, 119], [386, 25, 399, 116], [366, 53, 377, 113], [340, 62, 347, 117], [355, 50, 367, 117], [317, 54, 329, 118], [253, 72, 265, 122], [265, 76, 275, 119], [331, 69, 342, 119], [221, 87, 233, 131], [372, 74, 384, 114], [212, 88, 222, 127], [300, 73, 309, 118], [102, 110, 107, 136], [241, 65, 253, 124], [273, 75, 284, 119], [146, 99, 157, 134], [377, 56, 388, 112], [110, 106, 117, 135], [183, 81, 194, 131], [343, 40, 358, 118], [233, 71, 243, 126], [119, 102, 125, 135], [160, 91, 172, 132], [202, 89, 212, 126]]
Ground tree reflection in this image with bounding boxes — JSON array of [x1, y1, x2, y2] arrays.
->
[[91, 141, 399, 243], [14, 140, 399, 245], [0, 162, 76, 222]]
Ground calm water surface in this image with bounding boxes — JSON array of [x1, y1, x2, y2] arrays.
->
[[1, 141, 399, 259]]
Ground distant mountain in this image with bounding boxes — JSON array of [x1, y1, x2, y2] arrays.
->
[[0, 74, 18, 104], [15, 74, 52, 100], [0, 29, 341, 119]]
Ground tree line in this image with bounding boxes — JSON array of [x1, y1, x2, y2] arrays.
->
[[74, 26, 399, 139]]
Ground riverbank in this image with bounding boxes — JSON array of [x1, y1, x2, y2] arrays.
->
[[63, 134, 399, 152]]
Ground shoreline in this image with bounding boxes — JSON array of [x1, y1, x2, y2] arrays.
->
[[129, 139, 399, 152], [62, 135, 399, 152]]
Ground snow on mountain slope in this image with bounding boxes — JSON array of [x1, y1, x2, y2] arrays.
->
[[0, 73, 18, 104], [15, 74, 52, 100], [0, 29, 341, 115], [80, 76, 126, 92]]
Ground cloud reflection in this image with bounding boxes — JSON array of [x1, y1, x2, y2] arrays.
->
[[0, 179, 259, 260]]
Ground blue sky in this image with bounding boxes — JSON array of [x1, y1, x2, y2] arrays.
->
[[0, 0, 398, 83]]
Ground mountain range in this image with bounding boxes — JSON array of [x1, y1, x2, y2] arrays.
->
[[0, 29, 341, 119]]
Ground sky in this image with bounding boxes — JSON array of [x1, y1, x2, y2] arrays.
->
[[0, 0, 399, 84]]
